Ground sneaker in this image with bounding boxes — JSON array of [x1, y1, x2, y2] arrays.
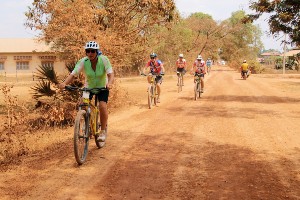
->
[[97, 130, 106, 142], [157, 98, 160, 103], [201, 89, 204, 93]]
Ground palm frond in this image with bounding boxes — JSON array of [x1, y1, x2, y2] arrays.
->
[[31, 79, 57, 99], [65, 62, 76, 73], [35, 65, 59, 84]]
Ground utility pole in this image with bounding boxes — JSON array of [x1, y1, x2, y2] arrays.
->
[[282, 33, 287, 74]]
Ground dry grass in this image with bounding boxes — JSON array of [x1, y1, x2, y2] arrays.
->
[[0, 76, 131, 165]]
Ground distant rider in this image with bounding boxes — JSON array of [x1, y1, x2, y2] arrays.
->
[[191, 55, 206, 93], [175, 53, 187, 86], [240, 60, 249, 78], [143, 53, 165, 103], [206, 57, 212, 74]]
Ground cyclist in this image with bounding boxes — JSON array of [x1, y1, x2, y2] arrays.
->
[[175, 53, 187, 86], [240, 60, 249, 78], [191, 55, 206, 93], [142, 53, 165, 103], [206, 57, 212, 74], [59, 41, 114, 142]]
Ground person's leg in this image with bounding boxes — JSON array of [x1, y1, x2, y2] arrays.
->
[[99, 101, 108, 131], [96, 91, 109, 141], [157, 84, 161, 102], [147, 74, 152, 83]]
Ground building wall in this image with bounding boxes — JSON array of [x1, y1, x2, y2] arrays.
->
[[0, 52, 68, 76]]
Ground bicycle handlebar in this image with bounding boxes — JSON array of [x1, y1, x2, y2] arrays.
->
[[65, 86, 108, 93]]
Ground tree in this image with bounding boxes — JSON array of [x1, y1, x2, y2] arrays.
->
[[25, 0, 178, 67], [247, 0, 300, 46], [220, 11, 263, 68]]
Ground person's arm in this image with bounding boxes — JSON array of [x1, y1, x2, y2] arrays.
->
[[143, 62, 149, 74], [161, 64, 165, 74], [59, 58, 85, 89], [190, 62, 195, 74], [106, 72, 114, 90], [59, 74, 75, 89], [175, 60, 178, 71]]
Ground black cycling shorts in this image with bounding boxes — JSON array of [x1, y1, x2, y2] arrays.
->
[[89, 90, 109, 103], [177, 68, 186, 74]]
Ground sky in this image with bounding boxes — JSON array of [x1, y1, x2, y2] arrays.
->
[[0, 0, 291, 51]]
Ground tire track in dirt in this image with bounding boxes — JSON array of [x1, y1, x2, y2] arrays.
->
[[86, 67, 300, 199], [1, 66, 299, 199]]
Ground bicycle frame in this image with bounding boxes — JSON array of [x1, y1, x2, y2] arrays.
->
[[79, 92, 99, 137]]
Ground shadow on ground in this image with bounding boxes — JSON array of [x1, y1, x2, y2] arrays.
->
[[94, 133, 300, 200]]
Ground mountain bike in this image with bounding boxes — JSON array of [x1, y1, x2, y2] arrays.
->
[[242, 70, 248, 80], [194, 72, 203, 100], [65, 86, 108, 165], [141, 73, 159, 109], [177, 71, 183, 93]]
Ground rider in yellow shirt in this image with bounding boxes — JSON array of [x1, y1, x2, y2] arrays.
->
[[240, 60, 249, 78]]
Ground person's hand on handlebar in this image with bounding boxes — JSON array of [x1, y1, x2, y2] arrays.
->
[[58, 82, 66, 90]]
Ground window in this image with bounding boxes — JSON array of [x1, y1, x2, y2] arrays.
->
[[14, 56, 32, 60], [0, 63, 4, 70], [39, 56, 56, 60], [16, 62, 29, 70], [41, 61, 54, 69]]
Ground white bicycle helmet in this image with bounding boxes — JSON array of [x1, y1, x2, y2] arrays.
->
[[243, 60, 247, 63], [84, 41, 100, 49], [197, 55, 202, 60], [179, 53, 184, 58]]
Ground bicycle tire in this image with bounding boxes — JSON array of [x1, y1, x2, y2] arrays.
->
[[198, 82, 201, 98], [194, 82, 198, 100], [148, 85, 153, 109], [178, 75, 182, 93], [153, 85, 157, 106], [95, 112, 107, 148], [74, 110, 90, 165]]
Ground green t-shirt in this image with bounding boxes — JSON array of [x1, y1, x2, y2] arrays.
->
[[71, 55, 113, 88]]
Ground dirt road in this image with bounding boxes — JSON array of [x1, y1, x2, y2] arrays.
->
[[1, 66, 300, 199]]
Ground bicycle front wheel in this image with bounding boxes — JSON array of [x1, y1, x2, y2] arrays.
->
[[194, 82, 198, 100], [178, 76, 182, 93], [148, 85, 153, 109], [74, 110, 90, 165]]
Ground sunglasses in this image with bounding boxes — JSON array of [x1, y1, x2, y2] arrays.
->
[[85, 49, 96, 53], [150, 57, 155, 59]]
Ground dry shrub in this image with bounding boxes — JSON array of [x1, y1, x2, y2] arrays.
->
[[28, 101, 76, 131], [107, 79, 130, 112], [0, 84, 30, 165]]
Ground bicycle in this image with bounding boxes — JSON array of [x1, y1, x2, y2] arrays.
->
[[141, 73, 158, 109], [65, 86, 108, 165], [177, 71, 183, 93], [194, 72, 203, 100]]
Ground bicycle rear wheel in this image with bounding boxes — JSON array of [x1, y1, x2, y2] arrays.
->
[[74, 110, 90, 165]]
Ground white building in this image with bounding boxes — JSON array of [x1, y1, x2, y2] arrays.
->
[[0, 38, 67, 76]]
